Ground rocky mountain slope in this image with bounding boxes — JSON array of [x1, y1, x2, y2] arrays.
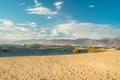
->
[[15, 38, 120, 48]]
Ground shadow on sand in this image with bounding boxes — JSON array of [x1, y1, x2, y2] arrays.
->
[[0, 47, 78, 57]]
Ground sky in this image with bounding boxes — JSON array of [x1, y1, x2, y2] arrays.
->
[[0, 0, 120, 42]]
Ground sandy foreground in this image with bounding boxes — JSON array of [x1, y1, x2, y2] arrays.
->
[[0, 50, 120, 80]]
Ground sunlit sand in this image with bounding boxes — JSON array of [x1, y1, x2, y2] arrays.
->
[[0, 50, 120, 80]]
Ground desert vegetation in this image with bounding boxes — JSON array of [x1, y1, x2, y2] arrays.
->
[[72, 48, 80, 54], [72, 47, 107, 54], [0, 44, 109, 57], [87, 47, 107, 53], [116, 48, 120, 50], [2, 47, 9, 53], [61, 47, 67, 52], [26, 44, 33, 48]]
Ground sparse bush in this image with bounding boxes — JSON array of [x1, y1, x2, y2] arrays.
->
[[72, 48, 80, 54], [80, 46, 87, 48], [116, 48, 120, 50], [41, 45, 48, 48], [26, 44, 33, 48], [88, 47, 106, 53], [2, 47, 9, 53], [61, 47, 67, 52]]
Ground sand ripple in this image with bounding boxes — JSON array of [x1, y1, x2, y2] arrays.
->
[[0, 50, 120, 80]]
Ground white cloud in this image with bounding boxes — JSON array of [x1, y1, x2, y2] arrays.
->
[[34, 0, 42, 7], [19, 3, 25, 6], [54, 1, 63, 10], [0, 19, 14, 26], [36, 28, 48, 38], [1, 19, 120, 41], [26, 0, 64, 17], [0, 19, 38, 40], [51, 29, 58, 37], [49, 21, 120, 39], [26, 6, 57, 15], [47, 16, 52, 19], [17, 22, 37, 28], [88, 5, 95, 8]]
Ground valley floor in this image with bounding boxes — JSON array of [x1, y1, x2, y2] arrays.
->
[[0, 50, 120, 80]]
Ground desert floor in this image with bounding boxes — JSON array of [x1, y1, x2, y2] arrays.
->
[[0, 50, 120, 80]]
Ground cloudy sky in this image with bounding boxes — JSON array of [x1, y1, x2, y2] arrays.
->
[[0, 0, 120, 42]]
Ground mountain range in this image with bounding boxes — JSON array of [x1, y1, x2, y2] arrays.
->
[[15, 38, 120, 48]]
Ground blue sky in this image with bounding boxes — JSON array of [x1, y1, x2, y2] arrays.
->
[[0, 0, 120, 41]]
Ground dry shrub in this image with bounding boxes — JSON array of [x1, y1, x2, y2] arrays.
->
[[2, 47, 9, 52], [88, 47, 106, 53], [27, 44, 33, 48], [72, 48, 79, 54], [116, 48, 120, 50], [61, 47, 67, 52]]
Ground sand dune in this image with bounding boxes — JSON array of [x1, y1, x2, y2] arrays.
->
[[0, 50, 120, 80]]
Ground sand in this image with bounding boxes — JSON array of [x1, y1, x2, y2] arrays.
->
[[0, 50, 120, 80]]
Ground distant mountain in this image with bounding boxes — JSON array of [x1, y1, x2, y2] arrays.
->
[[15, 38, 120, 48], [0, 39, 13, 44]]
